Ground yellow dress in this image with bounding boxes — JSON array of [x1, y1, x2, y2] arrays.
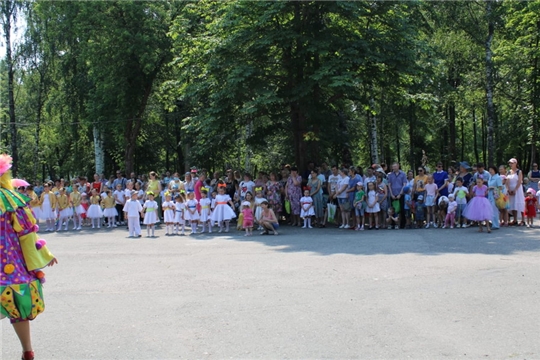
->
[[57, 194, 72, 218], [38, 191, 57, 220], [70, 191, 85, 215], [28, 190, 41, 219], [102, 196, 118, 218]]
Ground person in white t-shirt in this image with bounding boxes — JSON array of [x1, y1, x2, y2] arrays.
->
[[123, 191, 143, 237], [113, 184, 126, 225], [335, 168, 351, 229], [327, 166, 340, 203], [239, 173, 255, 201]]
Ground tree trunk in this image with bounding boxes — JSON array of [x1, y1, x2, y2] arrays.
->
[[34, 84, 43, 180], [530, 32, 539, 169], [395, 118, 401, 165], [408, 103, 415, 171], [93, 125, 105, 175], [174, 114, 182, 172], [291, 102, 307, 171], [369, 96, 379, 165], [124, 82, 153, 174], [485, 0, 496, 166], [448, 103, 456, 163], [481, 111, 487, 165], [460, 119, 465, 161], [2, 0, 18, 176], [473, 108, 479, 165], [245, 119, 253, 173]]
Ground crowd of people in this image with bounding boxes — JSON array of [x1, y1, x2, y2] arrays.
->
[[17, 158, 540, 237]]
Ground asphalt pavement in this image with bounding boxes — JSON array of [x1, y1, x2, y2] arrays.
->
[[2, 223, 540, 359]]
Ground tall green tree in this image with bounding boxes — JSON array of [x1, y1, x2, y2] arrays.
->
[[168, 1, 419, 170], [0, 0, 23, 176]]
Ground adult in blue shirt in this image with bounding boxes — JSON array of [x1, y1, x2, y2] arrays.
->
[[387, 162, 407, 228], [346, 167, 362, 228], [112, 170, 127, 190], [471, 162, 491, 190], [487, 165, 503, 229], [433, 162, 450, 197], [528, 163, 540, 192]]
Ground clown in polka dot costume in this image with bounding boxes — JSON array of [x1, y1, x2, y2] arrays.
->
[[0, 154, 57, 360]]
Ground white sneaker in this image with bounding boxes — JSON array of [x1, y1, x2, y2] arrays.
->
[[394, 225, 399, 230], [456, 224, 461, 228], [360, 226, 364, 231], [387, 226, 392, 230], [302, 226, 307, 228], [77, 226, 81, 230], [339, 224, 345, 229], [308, 226, 313, 229], [433, 222, 438, 228], [344, 225, 350, 229], [450, 226, 454, 229], [425, 223, 430, 229], [442, 225, 446, 229]]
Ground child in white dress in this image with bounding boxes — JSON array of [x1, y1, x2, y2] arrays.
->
[[365, 182, 380, 230], [210, 182, 237, 233], [162, 193, 175, 235], [57, 188, 72, 231], [87, 189, 103, 229], [39, 183, 57, 231], [174, 193, 186, 235], [102, 190, 118, 228], [184, 192, 200, 234], [300, 189, 315, 228], [199, 188, 212, 233], [143, 192, 159, 237]]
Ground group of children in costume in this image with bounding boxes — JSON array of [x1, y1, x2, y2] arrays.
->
[[123, 182, 237, 237]]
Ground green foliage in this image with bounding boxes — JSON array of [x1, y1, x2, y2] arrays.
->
[[6, 0, 540, 180]]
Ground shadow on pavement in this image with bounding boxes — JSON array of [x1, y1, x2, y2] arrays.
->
[[219, 224, 540, 256]]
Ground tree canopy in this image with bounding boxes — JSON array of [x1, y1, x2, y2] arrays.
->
[[1, 0, 539, 179]]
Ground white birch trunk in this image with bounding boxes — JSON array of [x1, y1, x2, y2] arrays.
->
[[93, 125, 105, 175], [369, 97, 380, 165]]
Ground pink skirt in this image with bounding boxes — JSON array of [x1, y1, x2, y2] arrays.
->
[[463, 197, 493, 221]]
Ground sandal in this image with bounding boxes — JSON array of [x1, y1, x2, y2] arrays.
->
[[22, 351, 34, 360]]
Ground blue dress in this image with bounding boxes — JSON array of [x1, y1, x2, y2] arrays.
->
[[348, 174, 361, 207], [487, 174, 502, 228]]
